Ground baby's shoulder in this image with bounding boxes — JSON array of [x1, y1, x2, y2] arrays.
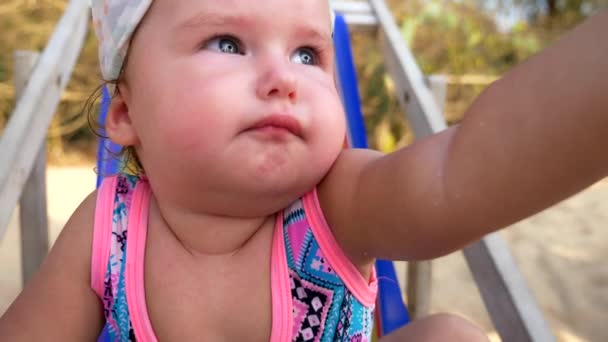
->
[[62, 189, 99, 264], [0, 189, 104, 339]]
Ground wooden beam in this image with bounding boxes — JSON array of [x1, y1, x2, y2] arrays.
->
[[0, 0, 89, 239], [426, 75, 447, 116], [340, 13, 378, 27], [331, 0, 372, 14], [330, 0, 378, 28], [464, 235, 556, 342], [19, 146, 49, 286], [14, 51, 50, 286], [406, 260, 431, 319]]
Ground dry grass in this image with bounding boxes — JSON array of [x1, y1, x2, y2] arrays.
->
[[1, 0, 102, 165]]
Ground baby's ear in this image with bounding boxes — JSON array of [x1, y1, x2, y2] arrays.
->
[[106, 86, 139, 146]]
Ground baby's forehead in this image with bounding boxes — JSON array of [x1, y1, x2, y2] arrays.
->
[[92, 0, 334, 81], [156, 0, 333, 29]]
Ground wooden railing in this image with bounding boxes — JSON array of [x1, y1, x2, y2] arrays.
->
[[1, 0, 555, 341], [0, 0, 89, 284]]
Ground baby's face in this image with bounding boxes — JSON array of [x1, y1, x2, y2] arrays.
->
[[120, 0, 346, 213]]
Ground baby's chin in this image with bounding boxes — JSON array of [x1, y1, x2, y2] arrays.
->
[[234, 150, 336, 193], [204, 188, 310, 218], [247, 174, 319, 199], [215, 173, 324, 216]]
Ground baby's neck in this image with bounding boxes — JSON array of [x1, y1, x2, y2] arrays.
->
[[149, 195, 275, 256]]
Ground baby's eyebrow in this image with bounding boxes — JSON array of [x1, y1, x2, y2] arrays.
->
[[296, 26, 332, 47], [174, 11, 252, 32], [174, 11, 332, 46]]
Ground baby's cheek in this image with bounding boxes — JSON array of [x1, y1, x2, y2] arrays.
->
[[312, 106, 346, 168], [324, 102, 347, 142], [162, 90, 229, 140], [159, 114, 220, 153]]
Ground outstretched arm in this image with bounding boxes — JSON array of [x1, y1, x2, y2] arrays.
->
[[0, 192, 104, 340], [322, 9, 608, 264]]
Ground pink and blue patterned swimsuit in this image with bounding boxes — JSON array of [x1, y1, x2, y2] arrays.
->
[[92, 174, 377, 341]]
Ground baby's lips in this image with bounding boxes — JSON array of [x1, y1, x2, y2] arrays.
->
[[248, 114, 303, 138]]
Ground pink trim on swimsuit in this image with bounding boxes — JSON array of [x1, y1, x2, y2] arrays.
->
[[270, 212, 293, 342], [93, 176, 294, 341], [125, 180, 158, 342], [302, 188, 378, 307], [91, 176, 117, 298]]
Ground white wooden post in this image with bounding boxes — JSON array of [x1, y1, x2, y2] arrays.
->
[[405, 260, 432, 319], [14, 51, 49, 285], [330, 0, 378, 28], [0, 0, 89, 240], [464, 235, 556, 342], [426, 75, 447, 115]]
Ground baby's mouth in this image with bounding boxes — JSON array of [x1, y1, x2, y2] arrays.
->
[[246, 114, 303, 138]]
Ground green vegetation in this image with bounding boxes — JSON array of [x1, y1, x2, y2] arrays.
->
[[0, 0, 604, 161]]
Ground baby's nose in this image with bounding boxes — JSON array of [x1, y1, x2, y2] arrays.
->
[[255, 59, 298, 102]]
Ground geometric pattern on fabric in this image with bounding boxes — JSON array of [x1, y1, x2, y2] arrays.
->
[[99, 174, 139, 342], [291, 272, 336, 341], [283, 200, 374, 341]]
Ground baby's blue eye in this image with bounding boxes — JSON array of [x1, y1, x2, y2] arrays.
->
[[206, 36, 243, 55], [291, 47, 317, 65]]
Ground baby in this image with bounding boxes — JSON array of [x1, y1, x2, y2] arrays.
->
[[1, 0, 607, 341]]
